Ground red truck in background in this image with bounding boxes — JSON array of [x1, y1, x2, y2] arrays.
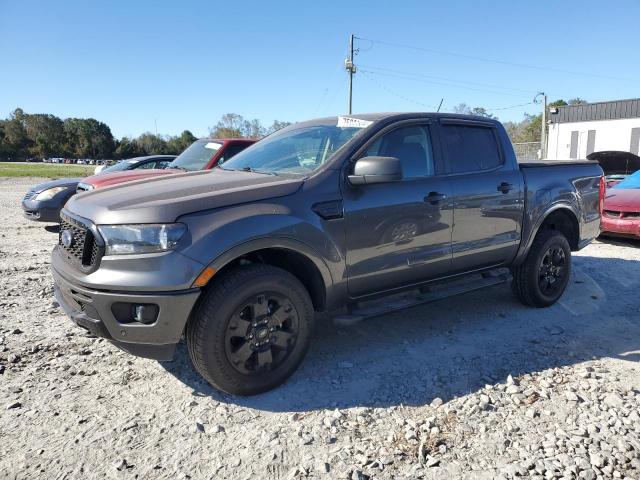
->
[[76, 138, 255, 192]]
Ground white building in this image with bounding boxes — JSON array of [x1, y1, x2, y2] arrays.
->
[[547, 98, 640, 160]]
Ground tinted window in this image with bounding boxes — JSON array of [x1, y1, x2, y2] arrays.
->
[[169, 140, 222, 171], [218, 143, 251, 165], [137, 161, 157, 169], [442, 124, 502, 173], [364, 125, 434, 178]]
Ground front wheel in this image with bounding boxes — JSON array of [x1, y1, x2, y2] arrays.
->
[[511, 229, 572, 308], [186, 264, 314, 395]]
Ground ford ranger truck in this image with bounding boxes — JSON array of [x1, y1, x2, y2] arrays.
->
[[51, 113, 604, 395]]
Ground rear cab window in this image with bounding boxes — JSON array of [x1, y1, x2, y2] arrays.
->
[[441, 123, 502, 174]]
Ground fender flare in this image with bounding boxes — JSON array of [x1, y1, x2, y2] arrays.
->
[[205, 236, 335, 298], [513, 202, 580, 265]]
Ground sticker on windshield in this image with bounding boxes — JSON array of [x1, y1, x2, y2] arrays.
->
[[204, 142, 222, 150], [337, 116, 373, 129]]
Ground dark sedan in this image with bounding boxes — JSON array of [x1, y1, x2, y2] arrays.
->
[[21, 155, 176, 222]]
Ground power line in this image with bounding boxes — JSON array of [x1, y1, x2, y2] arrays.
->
[[355, 36, 640, 84], [360, 68, 531, 99], [485, 101, 535, 111], [360, 64, 541, 95], [360, 70, 439, 109]]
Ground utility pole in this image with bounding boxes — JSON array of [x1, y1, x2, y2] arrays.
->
[[345, 34, 357, 114], [535, 92, 548, 159], [541, 93, 547, 159]]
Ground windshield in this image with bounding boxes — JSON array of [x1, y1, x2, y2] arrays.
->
[[102, 159, 137, 173], [220, 123, 366, 175], [169, 139, 222, 171], [612, 170, 640, 189]]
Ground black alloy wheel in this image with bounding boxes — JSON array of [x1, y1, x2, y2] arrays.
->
[[225, 293, 299, 375]]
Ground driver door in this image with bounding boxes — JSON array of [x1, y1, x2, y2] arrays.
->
[[343, 122, 453, 297]]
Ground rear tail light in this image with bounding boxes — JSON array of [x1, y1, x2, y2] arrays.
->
[[598, 176, 605, 216], [598, 176, 605, 233]]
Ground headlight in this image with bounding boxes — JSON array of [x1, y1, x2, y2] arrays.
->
[[35, 186, 68, 201], [77, 182, 94, 192], [98, 223, 187, 255]]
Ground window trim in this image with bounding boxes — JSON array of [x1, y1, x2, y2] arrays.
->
[[438, 121, 505, 176], [348, 119, 443, 180]]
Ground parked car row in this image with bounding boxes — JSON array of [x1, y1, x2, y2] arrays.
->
[[42, 158, 105, 165], [22, 139, 254, 222], [43, 113, 606, 396]]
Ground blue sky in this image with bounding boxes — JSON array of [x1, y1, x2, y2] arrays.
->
[[2, 0, 640, 139]]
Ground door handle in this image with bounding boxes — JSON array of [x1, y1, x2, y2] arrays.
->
[[497, 182, 513, 194], [424, 192, 447, 204]]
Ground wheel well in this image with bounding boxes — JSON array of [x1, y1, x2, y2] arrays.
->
[[538, 209, 579, 250], [212, 248, 327, 312]]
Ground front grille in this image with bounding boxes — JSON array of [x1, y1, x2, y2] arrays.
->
[[58, 212, 103, 272], [23, 190, 37, 201], [604, 210, 640, 219]]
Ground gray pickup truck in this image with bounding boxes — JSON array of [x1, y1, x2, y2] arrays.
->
[[51, 113, 604, 395]]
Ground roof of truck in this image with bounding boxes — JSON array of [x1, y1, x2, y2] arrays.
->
[[291, 112, 502, 127]]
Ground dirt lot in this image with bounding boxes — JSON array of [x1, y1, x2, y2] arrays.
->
[[1, 177, 639, 480]]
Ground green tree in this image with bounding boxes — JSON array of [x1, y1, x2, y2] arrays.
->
[[61, 117, 115, 158], [452, 103, 496, 119], [267, 120, 291, 134], [135, 132, 169, 155], [114, 137, 145, 159], [209, 113, 245, 138], [2, 108, 31, 159], [166, 130, 197, 154], [23, 113, 66, 158]]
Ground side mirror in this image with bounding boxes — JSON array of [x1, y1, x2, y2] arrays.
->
[[348, 156, 402, 185]]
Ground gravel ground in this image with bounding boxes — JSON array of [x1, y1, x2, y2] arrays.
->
[[1, 176, 639, 480]]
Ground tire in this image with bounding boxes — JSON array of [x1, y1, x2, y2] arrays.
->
[[511, 229, 572, 308], [186, 264, 314, 395]]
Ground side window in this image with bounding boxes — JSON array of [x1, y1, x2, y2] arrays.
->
[[441, 124, 502, 173], [156, 161, 170, 169], [364, 125, 434, 178], [218, 143, 251, 164], [137, 161, 157, 169]]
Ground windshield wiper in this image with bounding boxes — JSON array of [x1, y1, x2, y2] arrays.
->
[[240, 166, 277, 176], [218, 166, 277, 175]]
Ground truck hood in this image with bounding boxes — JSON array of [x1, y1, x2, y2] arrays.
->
[[66, 169, 304, 224], [604, 188, 640, 212], [83, 168, 179, 188], [30, 177, 81, 193]]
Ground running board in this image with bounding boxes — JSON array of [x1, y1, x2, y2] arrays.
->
[[333, 268, 512, 327]]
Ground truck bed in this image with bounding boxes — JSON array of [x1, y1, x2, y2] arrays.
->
[[518, 159, 599, 167]]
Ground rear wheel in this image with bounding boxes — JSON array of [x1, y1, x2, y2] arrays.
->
[[511, 229, 571, 307], [186, 264, 314, 395]]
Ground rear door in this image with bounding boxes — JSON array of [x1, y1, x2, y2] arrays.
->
[[439, 119, 524, 272], [343, 121, 454, 296]]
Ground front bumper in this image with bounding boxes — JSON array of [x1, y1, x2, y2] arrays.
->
[[601, 215, 640, 238], [52, 265, 201, 360], [21, 198, 63, 222]]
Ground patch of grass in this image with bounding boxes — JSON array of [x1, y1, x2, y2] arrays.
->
[[0, 162, 95, 179]]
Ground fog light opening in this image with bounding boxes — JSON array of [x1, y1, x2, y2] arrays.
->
[[111, 302, 159, 325]]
